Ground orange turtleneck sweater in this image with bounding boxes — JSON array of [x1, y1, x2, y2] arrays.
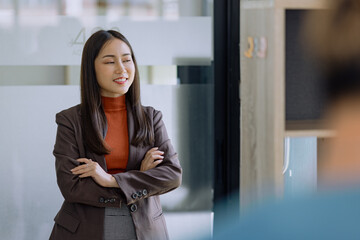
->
[[102, 95, 129, 174]]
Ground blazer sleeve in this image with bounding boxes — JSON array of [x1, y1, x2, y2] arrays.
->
[[112, 109, 182, 205], [54, 111, 123, 208]]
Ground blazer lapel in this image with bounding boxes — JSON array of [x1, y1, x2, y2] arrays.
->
[[126, 99, 138, 171]]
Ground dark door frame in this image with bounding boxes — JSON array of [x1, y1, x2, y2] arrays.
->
[[213, 0, 241, 234]]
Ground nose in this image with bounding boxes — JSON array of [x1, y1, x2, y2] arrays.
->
[[115, 61, 127, 74]]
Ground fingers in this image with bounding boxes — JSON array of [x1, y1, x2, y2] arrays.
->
[[145, 147, 164, 160], [145, 147, 165, 162], [140, 147, 165, 171], [78, 172, 92, 178], [149, 159, 163, 169], [71, 162, 89, 171], [76, 158, 92, 164], [146, 147, 164, 155], [140, 159, 163, 172], [148, 153, 164, 160], [71, 164, 93, 175], [148, 147, 159, 152], [71, 163, 90, 172], [71, 158, 94, 175], [153, 159, 163, 167], [153, 151, 165, 156], [145, 147, 158, 156]]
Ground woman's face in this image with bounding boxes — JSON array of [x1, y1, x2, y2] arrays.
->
[[94, 38, 135, 98]]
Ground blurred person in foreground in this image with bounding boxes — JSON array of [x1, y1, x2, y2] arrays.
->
[[211, 0, 360, 239]]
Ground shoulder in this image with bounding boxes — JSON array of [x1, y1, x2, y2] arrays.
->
[[55, 104, 81, 125], [142, 105, 162, 123]]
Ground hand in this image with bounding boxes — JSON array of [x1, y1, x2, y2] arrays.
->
[[71, 158, 118, 188], [140, 147, 164, 172]]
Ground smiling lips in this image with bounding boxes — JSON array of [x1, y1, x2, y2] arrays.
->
[[113, 77, 128, 84]]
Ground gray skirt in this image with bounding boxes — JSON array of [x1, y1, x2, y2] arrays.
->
[[103, 204, 137, 240]]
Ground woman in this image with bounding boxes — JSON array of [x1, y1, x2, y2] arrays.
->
[[50, 30, 182, 240]]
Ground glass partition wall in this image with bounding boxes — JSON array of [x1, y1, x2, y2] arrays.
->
[[0, 1, 214, 239]]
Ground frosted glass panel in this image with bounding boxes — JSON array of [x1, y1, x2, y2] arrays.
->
[[0, 16, 212, 66], [0, 66, 65, 85], [0, 84, 213, 239], [0, 86, 79, 240], [284, 137, 317, 197], [142, 84, 214, 211]]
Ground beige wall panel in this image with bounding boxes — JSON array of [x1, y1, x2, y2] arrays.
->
[[272, 7, 285, 199], [275, 0, 328, 9], [240, 6, 284, 211]]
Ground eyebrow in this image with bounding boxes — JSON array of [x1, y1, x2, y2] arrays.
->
[[102, 53, 131, 58]]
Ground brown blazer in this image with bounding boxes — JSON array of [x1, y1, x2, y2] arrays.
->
[[50, 103, 182, 240]]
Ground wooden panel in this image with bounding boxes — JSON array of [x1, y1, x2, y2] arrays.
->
[[275, 0, 329, 9], [286, 120, 336, 137], [240, 6, 284, 211], [317, 137, 331, 187], [273, 7, 285, 199], [240, 0, 330, 212]]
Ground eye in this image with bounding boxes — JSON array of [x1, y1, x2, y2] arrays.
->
[[123, 59, 131, 63], [105, 61, 115, 64]]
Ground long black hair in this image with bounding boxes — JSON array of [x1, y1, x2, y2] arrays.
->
[[80, 30, 154, 155]]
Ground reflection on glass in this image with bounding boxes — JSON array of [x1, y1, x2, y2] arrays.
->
[[0, 16, 212, 66], [0, 0, 213, 17]]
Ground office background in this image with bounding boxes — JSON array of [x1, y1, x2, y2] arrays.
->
[[0, 0, 330, 239], [0, 0, 216, 239]]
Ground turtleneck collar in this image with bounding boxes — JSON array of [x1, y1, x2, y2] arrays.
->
[[101, 95, 126, 111]]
